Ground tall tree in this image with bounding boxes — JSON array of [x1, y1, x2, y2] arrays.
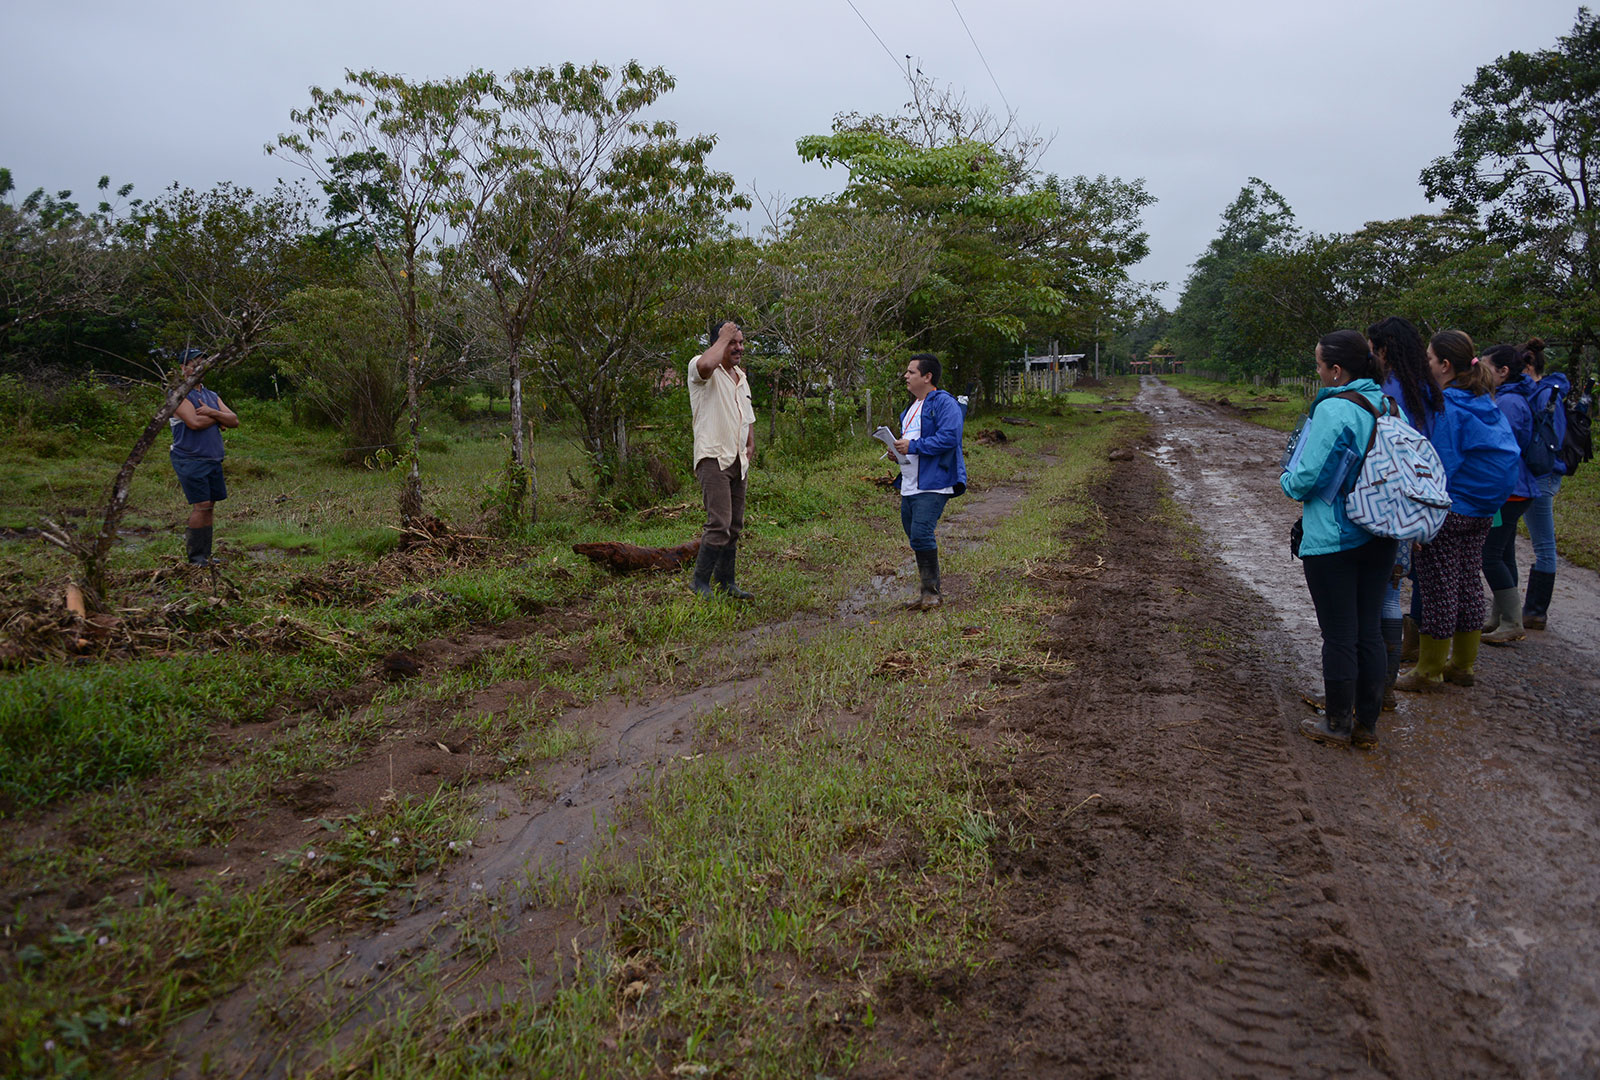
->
[[1421, 7, 1600, 369], [272, 70, 498, 525]]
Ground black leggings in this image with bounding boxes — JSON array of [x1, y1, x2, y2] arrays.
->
[[1303, 537, 1398, 726], [1482, 499, 1531, 592]]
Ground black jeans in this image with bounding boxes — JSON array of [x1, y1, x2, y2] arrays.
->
[[1303, 537, 1398, 727], [1481, 498, 1531, 592]]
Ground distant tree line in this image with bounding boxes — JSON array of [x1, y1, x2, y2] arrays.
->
[[1164, 9, 1600, 385]]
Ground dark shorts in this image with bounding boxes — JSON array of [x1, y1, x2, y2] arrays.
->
[[171, 454, 227, 504]]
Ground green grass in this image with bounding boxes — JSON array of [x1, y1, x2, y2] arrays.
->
[[1, 392, 1142, 1077]]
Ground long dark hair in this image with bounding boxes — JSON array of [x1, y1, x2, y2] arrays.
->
[[1368, 316, 1441, 422], [1481, 343, 1526, 380]]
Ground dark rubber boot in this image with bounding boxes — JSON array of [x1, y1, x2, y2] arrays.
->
[[1523, 569, 1555, 630], [1302, 679, 1352, 748], [1400, 615, 1419, 664], [690, 542, 721, 598], [185, 526, 213, 566], [911, 548, 941, 609], [714, 545, 754, 601], [1381, 617, 1402, 712]]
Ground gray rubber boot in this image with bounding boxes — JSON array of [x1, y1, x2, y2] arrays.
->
[[1482, 588, 1526, 645], [690, 542, 721, 598], [185, 526, 213, 566], [714, 545, 754, 601]]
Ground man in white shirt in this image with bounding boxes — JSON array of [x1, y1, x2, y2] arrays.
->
[[687, 320, 757, 598]]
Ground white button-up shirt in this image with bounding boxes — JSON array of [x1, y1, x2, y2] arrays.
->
[[688, 358, 756, 471]]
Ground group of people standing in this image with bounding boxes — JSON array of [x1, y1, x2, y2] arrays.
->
[[1283, 318, 1573, 750]]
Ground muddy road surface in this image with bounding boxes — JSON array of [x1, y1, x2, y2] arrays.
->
[[868, 379, 1599, 1078]]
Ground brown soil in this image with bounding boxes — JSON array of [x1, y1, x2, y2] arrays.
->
[[861, 379, 1600, 1078]]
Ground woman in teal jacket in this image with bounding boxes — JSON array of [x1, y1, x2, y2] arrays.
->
[[1395, 330, 1518, 692], [1280, 330, 1397, 749]]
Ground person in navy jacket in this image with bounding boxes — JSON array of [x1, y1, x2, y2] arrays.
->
[[892, 353, 967, 609], [1519, 338, 1571, 628]]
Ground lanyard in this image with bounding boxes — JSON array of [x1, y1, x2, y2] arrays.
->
[[903, 399, 924, 435]]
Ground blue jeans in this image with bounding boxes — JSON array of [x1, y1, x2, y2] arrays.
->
[[900, 492, 951, 552], [1526, 473, 1562, 573], [1382, 542, 1411, 621]]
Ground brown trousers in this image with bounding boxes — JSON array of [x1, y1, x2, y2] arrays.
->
[[695, 457, 746, 548]]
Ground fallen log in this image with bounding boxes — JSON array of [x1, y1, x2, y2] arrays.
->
[[572, 539, 700, 574]]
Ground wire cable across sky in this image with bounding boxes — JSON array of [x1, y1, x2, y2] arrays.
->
[[842, 0, 906, 80], [949, 0, 1013, 115]]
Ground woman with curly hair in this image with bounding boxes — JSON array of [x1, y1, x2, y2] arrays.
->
[[1396, 331, 1519, 692], [1367, 316, 1444, 702]]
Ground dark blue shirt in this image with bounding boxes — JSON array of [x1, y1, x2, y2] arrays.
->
[[170, 388, 226, 461]]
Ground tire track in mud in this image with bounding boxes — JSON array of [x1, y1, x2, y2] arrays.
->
[[1138, 376, 1600, 1079], [164, 477, 1027, 1077]]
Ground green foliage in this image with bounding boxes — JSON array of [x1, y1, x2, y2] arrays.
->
[[279, 284, 406, 457]]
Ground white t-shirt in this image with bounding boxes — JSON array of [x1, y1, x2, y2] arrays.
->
[[900, 397, 955, 497]]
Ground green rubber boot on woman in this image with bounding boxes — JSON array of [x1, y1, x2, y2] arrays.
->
[[1394, 634, 1450, 692], [1443, 630, 1481, 687]]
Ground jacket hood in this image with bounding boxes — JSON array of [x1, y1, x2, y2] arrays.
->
[[1444, 385, 1504, 422]]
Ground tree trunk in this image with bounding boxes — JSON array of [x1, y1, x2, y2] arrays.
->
[[507, 350, 530, 522], [399, 262, 423, 526]]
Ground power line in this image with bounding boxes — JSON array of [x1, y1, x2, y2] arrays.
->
[[842, 0, 907, 81], [948, 0, 1013, 116]]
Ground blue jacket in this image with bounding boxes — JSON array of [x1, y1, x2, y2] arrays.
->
[[1494, 374, 1539, 498], [1280, 379, 1384, 556], [1432, 386, 1519, 517], [903, 388, 968, 495]]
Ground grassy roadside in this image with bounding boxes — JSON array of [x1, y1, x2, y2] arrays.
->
[[300, 405, 1140, 1078], [1161, 373, 1600, 573], [2, 393, 1141, 1077]]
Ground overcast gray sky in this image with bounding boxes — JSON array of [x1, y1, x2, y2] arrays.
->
[[1, 0, 1584, 309]]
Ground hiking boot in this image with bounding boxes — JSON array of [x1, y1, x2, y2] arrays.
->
[[1381, 617, 1403, 712], [690, 542, 721, 598], [1482, 588, 1525, 645], [1351, 723, 1378, 750], [713, 544, 754, 601]]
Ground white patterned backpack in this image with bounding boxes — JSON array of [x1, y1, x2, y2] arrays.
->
[[1334, 392, 1450, 543]]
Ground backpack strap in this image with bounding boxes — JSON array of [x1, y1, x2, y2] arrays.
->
[[1332, 390, 1390, 455]]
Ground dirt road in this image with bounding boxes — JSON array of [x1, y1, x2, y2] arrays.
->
[[875, 379, 1599, 1077]]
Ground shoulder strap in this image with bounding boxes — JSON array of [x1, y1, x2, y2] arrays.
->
[[1333, 390, 1389, 455]]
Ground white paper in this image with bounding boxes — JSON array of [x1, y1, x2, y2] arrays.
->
[[872, 425, 910, 465]]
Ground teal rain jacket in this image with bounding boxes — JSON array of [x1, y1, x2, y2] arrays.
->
[[1280, 379, 1386, 557]]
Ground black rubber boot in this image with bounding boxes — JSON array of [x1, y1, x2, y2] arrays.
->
[[691, 542, 721, 598], [1400, 615, 1419, 664], [714, 545, 754, 601], [1523, 569, 1555, 630], [908, 548, 941, 609], [185, 526, 213, 566], [1381, 617, 1403, 712], [1300, 679, 1352, 748]]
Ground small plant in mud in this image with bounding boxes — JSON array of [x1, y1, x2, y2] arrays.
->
[[285, 791, 476, 908]]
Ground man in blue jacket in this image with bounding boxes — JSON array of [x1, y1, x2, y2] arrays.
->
[[893, 354, 967, 609]]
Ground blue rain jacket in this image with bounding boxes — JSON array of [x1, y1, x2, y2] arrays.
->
[[1494, 374, 1539, 498], [902, 388, 968, 495], [1381, 372, 1440, 440], [1280, 379, 1385, 557], [1432, 386, 1519, 517], [1511, 372, 1573, 476]]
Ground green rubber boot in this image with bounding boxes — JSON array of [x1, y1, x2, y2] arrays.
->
[[1394, 634, 1450, 692]]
